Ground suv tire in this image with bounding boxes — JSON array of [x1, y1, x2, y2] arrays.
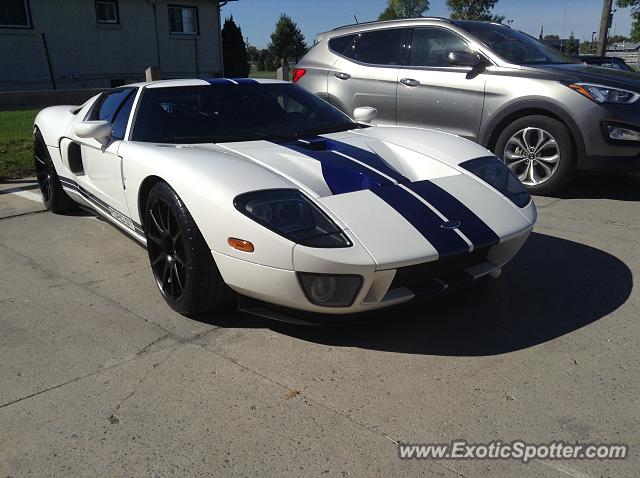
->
[[495, 115, 575, 195]]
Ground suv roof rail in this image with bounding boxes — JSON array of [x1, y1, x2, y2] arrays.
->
[[331, 16, 452, 31]]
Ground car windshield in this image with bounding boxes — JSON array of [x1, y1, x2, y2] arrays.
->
[[131, 83, 360, 144], [455, 21, 579, 65]]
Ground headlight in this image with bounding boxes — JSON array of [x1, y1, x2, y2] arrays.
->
[[460, 156, 531, 208], [234, 189, 351, 248], [568, 83, 639, 104]]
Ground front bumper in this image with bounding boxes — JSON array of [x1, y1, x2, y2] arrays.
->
[[212, 226, 531, 318], [576, 104, 640, 172]]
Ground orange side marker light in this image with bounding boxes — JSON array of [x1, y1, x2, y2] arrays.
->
[[228, 237, 254, 253]]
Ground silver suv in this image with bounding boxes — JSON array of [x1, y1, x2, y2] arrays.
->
[[294, 18, 640, 193]]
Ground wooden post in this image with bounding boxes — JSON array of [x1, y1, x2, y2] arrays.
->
[[145, 66, 160, 82], [596, 0, 613, 56], [276, 58, 289, 82]]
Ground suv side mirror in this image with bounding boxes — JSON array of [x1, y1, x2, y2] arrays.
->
[[353, 106, 378, 123], [448, 51, 485, 68], [74, 120, 112, 145]]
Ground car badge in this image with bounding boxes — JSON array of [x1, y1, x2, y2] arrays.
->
[[441, 220, 462, 230]]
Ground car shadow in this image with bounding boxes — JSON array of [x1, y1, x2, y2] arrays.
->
[[202, 232, 633, 357], [545, 173, 640, 201]]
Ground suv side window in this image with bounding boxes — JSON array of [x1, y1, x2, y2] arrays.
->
[[409, 27, 470, 67], [351, 28, 406, 65], [328, 35, 356, 56]]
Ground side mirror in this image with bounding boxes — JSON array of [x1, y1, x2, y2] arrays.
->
[[448, 51, 485, 68], [353, 106, 378, 124], [74, 120, 112, 144]]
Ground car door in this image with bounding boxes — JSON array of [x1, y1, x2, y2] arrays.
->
[[327, 28, 408, 125], [396, 27, 486, 141], [74, 88, 137, 217]]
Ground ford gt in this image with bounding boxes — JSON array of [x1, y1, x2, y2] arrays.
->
[[33, 78, 536, 321]]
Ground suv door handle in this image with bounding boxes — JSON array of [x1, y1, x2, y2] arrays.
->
[[334, 72, 351, 80], [400, 78, 420, 87]]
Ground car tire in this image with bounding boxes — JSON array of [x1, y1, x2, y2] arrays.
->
[[34, 129, 76, 213], [494, 115, 575, 195], [144, 181, 231, 315]]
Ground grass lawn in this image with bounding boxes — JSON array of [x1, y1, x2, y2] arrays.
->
[[0, 109, 38, 179], [249, 70, 292, 81]]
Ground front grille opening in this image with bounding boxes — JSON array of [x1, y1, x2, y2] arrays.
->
[[389, 246, 490, 293]]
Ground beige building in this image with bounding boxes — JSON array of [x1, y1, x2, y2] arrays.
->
[[0, 0, 225, 91]]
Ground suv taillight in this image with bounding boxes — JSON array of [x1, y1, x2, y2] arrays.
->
[[292, 68, 306, 83]]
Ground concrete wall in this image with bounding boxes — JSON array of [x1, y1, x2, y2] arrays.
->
[[0, 88, 109, 111], [0, 0, 223, 92]]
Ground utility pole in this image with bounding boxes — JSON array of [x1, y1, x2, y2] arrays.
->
[[596, 0, 613, 56]]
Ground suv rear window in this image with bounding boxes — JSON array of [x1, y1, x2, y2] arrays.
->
[[350, 28, 406, 65], [328, 35, 356, 56]]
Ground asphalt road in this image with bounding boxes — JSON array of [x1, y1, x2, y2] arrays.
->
[[0, 175, 638, 477]]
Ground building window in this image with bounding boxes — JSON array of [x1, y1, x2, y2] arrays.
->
[[95, 1, 119, 24], [168, 5, 198, 35], [0, 0, 32, 28]]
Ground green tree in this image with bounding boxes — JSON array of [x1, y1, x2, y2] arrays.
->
[[447, 0, 504, 22], [221, 16, 250, 77], [246, 43, 260, 63], [566, 31, 579, 56], [579, 40, 597, 54], [268, 14, 308, 65], [617, 0, 640, 42], [544, 34, 560, 40], [378, 0, 429, 20], [608, 34, 629, 45], [257, 49, 276, 71]]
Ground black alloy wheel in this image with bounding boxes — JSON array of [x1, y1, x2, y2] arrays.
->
[[143, 181, 231, 315], [146, 195, 187, 302]]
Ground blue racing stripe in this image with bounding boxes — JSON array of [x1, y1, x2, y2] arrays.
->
[[276, 139, 393, 194], [274, 138, 498, 256], [373, 185, 470, 258], [59, 176, 144, 234], [319, 137, 408, 184], [406, 181, 500, 248]]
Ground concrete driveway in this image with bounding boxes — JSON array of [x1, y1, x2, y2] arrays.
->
[[0, 175, 638, 477]]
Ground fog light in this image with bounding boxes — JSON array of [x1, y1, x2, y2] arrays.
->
[[297, 273, 363, 307], [607, 125, 640, 141]]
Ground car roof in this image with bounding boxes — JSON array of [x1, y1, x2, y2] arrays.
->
[[326, 17, 505, 38], [123, 78, 289, 89]]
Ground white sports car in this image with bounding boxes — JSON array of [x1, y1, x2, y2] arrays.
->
[[34, 78, 535, 322]]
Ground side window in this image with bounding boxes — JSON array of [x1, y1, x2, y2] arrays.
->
[[328, 35, 355, 56], [409, 28, 470, 67], [88, 88, 135, 122], [110, 90, 136, 140], [352, 28, 406, 65]]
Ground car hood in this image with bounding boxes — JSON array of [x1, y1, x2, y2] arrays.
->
[[199, 128, 535, 266], [529, 63, 640, 91], [212, 127, 499, 198]]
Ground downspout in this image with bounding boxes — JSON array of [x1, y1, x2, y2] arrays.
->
[[217, 1, 225, 77], [147, 0, 162, 74]]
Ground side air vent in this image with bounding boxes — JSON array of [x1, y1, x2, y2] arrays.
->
[[68, 142, 84, 175]]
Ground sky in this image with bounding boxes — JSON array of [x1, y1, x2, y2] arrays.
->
[[221, 0, 634, 48]]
